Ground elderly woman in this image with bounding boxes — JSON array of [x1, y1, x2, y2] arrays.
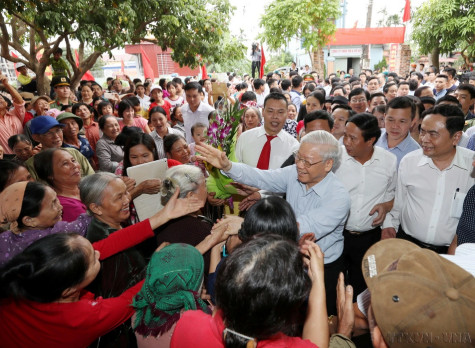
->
[[72, 102, 100, 152], [0, 187, 207, 348], [157, 165, 213, 273], [56, 112, 95, 167], [7, 134, 35, 164], [132, 244, 210, 348], [34, 148, 87, 222], [163, 133, 191, 164], [96, 114, 124, 172], [0, 181, 92, 267]]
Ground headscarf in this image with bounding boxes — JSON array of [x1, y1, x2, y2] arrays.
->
[[0, 181, 28, 232], [132, 243, 209, 337]]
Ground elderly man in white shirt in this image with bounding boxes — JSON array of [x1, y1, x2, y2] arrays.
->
[[181, 82, 214, 143], [383, 104, 475, 253], [335, 113, 397, 296]]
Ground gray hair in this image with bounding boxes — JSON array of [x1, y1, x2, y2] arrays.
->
[[300, 130, 342, 171], [79, 172, 119, 213], [244, 106, 262, 122], [161, 165, 204, 205]]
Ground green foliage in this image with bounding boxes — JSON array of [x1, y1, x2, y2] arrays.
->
[[265, 51, 294, 72], [0, 0, 245, 92], [258, 0, 341, 52], [374, 57, 388, 71], [376, 7, 402, 27], [411, 0, 475, 63]]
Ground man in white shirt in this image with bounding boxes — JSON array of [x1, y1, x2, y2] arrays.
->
[[235, 93, 299, 210], [383, 104, 475, 253], [253, 79, 266, 108], [375, 96, 421, 168], [181, 82, 215, 143], [336, 113, 397, 296]]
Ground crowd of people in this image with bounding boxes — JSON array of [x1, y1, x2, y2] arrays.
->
[[0, 55, 474, 348]]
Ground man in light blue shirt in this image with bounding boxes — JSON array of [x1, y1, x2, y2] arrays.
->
[[196, 130, 350, 315], [375, 96, 421, 168]]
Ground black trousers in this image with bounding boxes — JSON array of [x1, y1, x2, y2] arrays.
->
[[397, 227, 448, 254], [324, 254, 345, 316], [251, 61, 261, 79], [343, 227, 381, 300]]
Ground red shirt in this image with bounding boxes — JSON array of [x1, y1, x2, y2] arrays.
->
[[149, 100, 172, 119], [0, 219, 154, 348], [171, 310, 318, 348]]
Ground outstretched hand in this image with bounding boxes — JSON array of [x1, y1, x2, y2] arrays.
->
[[195, 143, 232, 171], [302, 241, 324, 283]]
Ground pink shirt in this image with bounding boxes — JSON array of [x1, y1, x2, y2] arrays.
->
[[119, 117, 148, 133], [0, 102, 26, 154], [58, 196, 87, 222]]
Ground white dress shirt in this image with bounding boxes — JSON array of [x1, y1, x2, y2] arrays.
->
[[336, 146, 397, 232], [137, 95, 151, 110], [235, 126, 299, 169], [182, 101, 215, 143], [384, 147, 475, 245]]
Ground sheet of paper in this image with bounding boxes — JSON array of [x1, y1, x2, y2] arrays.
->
[[126, 159, 168, 221]]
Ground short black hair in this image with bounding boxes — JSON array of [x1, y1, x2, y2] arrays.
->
[[332, 104, 355, 118], [444, 67, 456, 79], [253, 79, 265, 90], [122, 133, 158, 176], [0, 160, 25, 192], [163, 133, 186, 154], [216, 234, 311, 345], [240, 91, 257, 103], [414, 86, 432, 98], [436, 74, 448, 81], [184, 82, 203, 93], [369, 92, 386, 103], [238, 196, 299, 242], [386, 96, 416, 120], [421, 104, 465, 136], [435, 95, 462, 108], [383, 82, 397, 94], [291, 75, 303, 88], [411, 72, 424, 81], [348, 88, 370, 101], [347, 113, 381, 145], [304, 110, 334, 130], [280, 79, 291, 91], [456, 84, 475, 99], [263, 92, 288, 108]]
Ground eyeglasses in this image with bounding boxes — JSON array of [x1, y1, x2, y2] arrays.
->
[[350, 98, 367, 103], [41, 128, 63, 138], [294, 153, 323, 168]]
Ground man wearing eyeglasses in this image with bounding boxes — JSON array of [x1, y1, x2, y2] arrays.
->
[[348, 88, 370, 114], [196, 131, 350, 315], [24, 116, 94, 181], [335, 113, 397, 298]]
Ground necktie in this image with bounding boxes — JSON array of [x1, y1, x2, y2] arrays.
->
[[256, 135, 277, 170]]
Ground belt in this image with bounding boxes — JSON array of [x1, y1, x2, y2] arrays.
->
[[397, 227, 448, 254], [344, 226, 381, 236]]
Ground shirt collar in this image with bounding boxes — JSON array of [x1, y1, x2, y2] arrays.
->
[[417, 147, 469, 171], [257, 125, 286, 140]]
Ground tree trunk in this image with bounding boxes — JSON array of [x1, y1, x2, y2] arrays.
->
[[312, 48, 325, 78], [431, 46, 440, 69]]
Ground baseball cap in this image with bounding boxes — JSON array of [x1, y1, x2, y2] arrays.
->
[[16, 63, 26, 70], [30, 116, 65, 134], [150, 85, 162, 92], [51, 76, 70, 88], [56, 112, 83, 129], [303, 74, 314, 82], [362, 239, 475, 348]]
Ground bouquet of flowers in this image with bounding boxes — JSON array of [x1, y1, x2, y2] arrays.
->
[[204, 99, 245, 206]]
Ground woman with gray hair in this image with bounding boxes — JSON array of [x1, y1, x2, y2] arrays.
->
[[156, 165, 214, 274]]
